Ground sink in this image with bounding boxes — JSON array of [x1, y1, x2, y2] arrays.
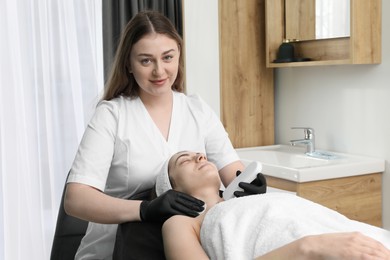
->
[[236, 145, 385, 182]]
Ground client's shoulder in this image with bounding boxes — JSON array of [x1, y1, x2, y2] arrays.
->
[[164, 214, 201, 227], [163, 214, 202, 239]]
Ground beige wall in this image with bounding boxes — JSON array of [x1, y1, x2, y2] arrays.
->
[[184, 0, 390, 229]]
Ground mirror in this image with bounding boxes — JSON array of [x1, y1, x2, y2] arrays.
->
[[284, 0, 350, 41]]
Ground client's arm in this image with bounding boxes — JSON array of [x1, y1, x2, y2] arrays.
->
[[258, 232, 390, 260], [162, 215, 209, 260], [162, 217, 390, 260]]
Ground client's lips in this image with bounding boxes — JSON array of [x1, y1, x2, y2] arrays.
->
[[198, 162, 212, 170]]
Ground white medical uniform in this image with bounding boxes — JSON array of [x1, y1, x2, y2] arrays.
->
[[67, 91, 239, 260]]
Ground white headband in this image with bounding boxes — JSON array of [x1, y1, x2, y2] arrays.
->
[[155, 157, 172, 196]]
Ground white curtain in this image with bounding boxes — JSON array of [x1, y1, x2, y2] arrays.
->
[[0, 0, 103, 259]]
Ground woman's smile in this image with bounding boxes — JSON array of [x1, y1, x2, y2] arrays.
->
[[150, 78, 168, 86]]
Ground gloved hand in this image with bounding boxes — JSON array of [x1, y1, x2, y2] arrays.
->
[[233, 171, 267, 197], [139, 190, 205, 223]]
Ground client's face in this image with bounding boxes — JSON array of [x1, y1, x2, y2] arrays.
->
[[168, 151, 221, 194]]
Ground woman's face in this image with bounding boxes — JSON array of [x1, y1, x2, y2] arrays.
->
[[168, 152, 221, 194], [130, 33, 180, 98]]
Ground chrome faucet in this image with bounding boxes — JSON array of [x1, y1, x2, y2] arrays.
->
[[290, 127, 315, 154]]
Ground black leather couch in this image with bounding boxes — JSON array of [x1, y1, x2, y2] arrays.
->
[[50, 174, 88, 260], [50, 175, 165, 260]]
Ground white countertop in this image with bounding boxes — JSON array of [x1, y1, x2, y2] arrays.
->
[[236, 145, 385, 182]]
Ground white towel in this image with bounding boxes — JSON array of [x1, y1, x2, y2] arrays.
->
[[155, 157, 171, 197], [200, 192, 390, 260]]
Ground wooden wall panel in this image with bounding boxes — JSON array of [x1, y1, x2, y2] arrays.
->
[[219, 0, 274, 148]]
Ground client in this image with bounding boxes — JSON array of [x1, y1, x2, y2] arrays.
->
[[157, 151, 390, 260]]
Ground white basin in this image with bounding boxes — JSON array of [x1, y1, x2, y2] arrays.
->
[[236, 145, 385, 182]]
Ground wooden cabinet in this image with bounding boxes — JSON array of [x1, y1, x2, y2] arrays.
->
[[219, 0, 274, 148], [266, 173, 382, 227], [265, 0, 382, 68]]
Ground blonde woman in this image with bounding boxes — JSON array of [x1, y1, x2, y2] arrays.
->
[[64, 10, 267, 259]]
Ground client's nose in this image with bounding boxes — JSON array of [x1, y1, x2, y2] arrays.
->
[[196, 153, 207, 162]]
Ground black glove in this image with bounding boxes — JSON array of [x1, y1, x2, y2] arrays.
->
[[233, 171, 267, 197], [139, 190, 205, 223]]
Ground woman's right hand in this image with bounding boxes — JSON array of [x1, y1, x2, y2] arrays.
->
[[139, 190, 204, 223]]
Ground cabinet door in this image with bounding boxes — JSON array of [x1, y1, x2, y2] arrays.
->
[[266, 173, 382, 227], [297, 174, 382, 227], [219, 0, 274, 148]]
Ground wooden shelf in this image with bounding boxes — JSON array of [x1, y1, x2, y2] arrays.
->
[[265, 0, 382, 68]]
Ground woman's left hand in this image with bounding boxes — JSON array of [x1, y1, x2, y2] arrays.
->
[[234, 172, 267, 197]]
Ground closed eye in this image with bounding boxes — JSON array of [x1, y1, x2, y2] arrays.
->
[[175, 153, 191, 166], [179, 158, 190, 165]]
